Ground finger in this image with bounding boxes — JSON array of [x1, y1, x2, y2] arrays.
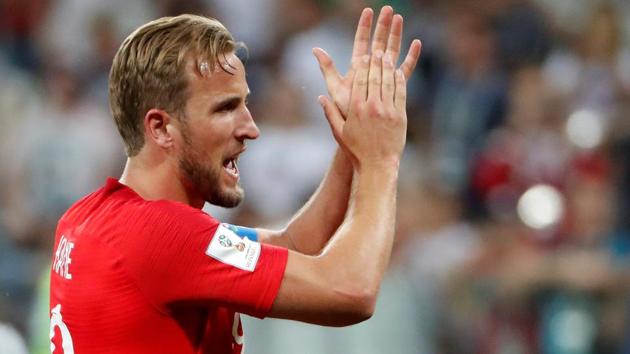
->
[[318, 95, 344, 141], [399, 39, 422, 80], [368, 50, 383, 101], [394, 69, 407, 112], [351, 8, 374, 65], [313, 47, 342, 94], [371, 6, 394, 55], [352, 54, 370, 103], [386, 14, 403, 64], [382, 53, 395, 105]]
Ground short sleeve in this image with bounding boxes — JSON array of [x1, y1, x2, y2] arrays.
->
[[120, 201, 288, 318]]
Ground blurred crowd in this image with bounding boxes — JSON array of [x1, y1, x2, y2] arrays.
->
[[1, 0, 630, 353]]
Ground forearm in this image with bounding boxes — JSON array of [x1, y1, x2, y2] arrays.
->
[[259, 148, 353, 254], [269, 164, 400, 325], [318, 163, 399, 298]]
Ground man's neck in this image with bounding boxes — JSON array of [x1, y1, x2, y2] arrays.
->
[[119, 156, 204, 209]]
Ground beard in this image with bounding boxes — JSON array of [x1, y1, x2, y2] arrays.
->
[[178, 129, 244, 208]]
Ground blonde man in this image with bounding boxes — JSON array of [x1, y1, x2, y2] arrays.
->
[[49, 7, 420, 353]]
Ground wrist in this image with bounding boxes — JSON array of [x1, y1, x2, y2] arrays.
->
[[354, 156, 401, 174], [354, 160, 400, 187]]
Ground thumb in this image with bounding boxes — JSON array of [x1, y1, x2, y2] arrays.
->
[[318, 95, 345, 143], [313, 48, 342, 94]]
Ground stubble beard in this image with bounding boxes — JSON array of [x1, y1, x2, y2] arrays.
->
[[178, 130, 244, 208]]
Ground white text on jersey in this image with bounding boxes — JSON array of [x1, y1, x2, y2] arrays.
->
[[53, 235, 75, 280]]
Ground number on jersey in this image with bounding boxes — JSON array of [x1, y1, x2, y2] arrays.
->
[[50, 304, 75, 354]]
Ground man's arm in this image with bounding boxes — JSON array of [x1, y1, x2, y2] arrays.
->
[[271, 163, 399, 326], [256, 149, 351, 254], [257, 6, 421, 255], [267, 32, 418, 326]]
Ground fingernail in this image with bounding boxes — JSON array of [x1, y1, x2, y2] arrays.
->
[[363, 54, 370, 63], [318, 95, 325, 106], [384, 53, 392, 65]]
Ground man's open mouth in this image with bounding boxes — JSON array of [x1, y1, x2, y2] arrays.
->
[[223, 157, 239, 178]]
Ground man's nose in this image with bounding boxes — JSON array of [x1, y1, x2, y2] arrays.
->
[[236, 107, 260, 141]]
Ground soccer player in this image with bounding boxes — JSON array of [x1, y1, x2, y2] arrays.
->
[[49, 6, 421, 354]]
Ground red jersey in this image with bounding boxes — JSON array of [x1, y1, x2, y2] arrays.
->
[[49, 178, 288, 354]]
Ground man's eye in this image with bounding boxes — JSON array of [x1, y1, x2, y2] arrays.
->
[[217, 102, 238, 112]]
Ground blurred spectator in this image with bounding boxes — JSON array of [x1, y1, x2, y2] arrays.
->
[[536, 162, 629, 354], [157, 0, 206, 16], [37, 0, 156, 71], [404, 0, 447, 140], [452, 65, 629, 353], [209, 0, 279, 59], [489, 0, 552, 72], [544, 3, 630, 121], [613, 136, 630, 233], [470, 66, 570, 226], [0, 0, 49, 72], [1, 65, 121, 246], [448, 220, 539, 354], [84, 14, 121, 106], [0, 227, 45, 333], [402, 180, 482, 354], [430, 3, 507, 207]]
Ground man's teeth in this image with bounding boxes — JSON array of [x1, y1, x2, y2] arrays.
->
[[225, 159, 238, 175]]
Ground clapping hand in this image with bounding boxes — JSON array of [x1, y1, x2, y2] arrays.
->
[[313, 6, 421, 118]]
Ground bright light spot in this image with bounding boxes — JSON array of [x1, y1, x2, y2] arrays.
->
[[517, 184, 565, 229], [566, 110, 604, 149], [550, 309, 596, 351]]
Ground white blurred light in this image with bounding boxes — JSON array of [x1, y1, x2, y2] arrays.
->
[[517, 184, 565, 230], [566, 110, 604, 149], [550, 309, 595, 352]]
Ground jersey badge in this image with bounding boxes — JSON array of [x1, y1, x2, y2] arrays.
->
[[206, 223, 261, 271]]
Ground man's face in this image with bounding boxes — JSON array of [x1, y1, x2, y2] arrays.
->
[[176, 52, 259, 208]]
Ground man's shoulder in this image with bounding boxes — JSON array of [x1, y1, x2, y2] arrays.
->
[[146, 200, 221, 232], [58, 179, 220, 242], [58, 182, 112, 227], [60, 179, 208, 220]]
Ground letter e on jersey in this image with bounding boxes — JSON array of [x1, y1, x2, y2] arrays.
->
[[206, 223, 261, 271], [53, 235, 75, 280]]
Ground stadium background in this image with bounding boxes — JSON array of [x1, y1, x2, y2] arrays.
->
[[2, 0, 630, 353]]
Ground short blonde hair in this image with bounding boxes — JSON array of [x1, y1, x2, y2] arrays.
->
[[108, 14, 236, 156]]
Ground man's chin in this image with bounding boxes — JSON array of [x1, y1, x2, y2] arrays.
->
[[208, 186, 244, 208]]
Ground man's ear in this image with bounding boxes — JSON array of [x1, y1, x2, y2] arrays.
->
[[144, 109, 175, 149]]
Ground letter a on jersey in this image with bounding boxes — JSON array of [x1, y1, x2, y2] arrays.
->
[[206, 223, 261, 272]]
